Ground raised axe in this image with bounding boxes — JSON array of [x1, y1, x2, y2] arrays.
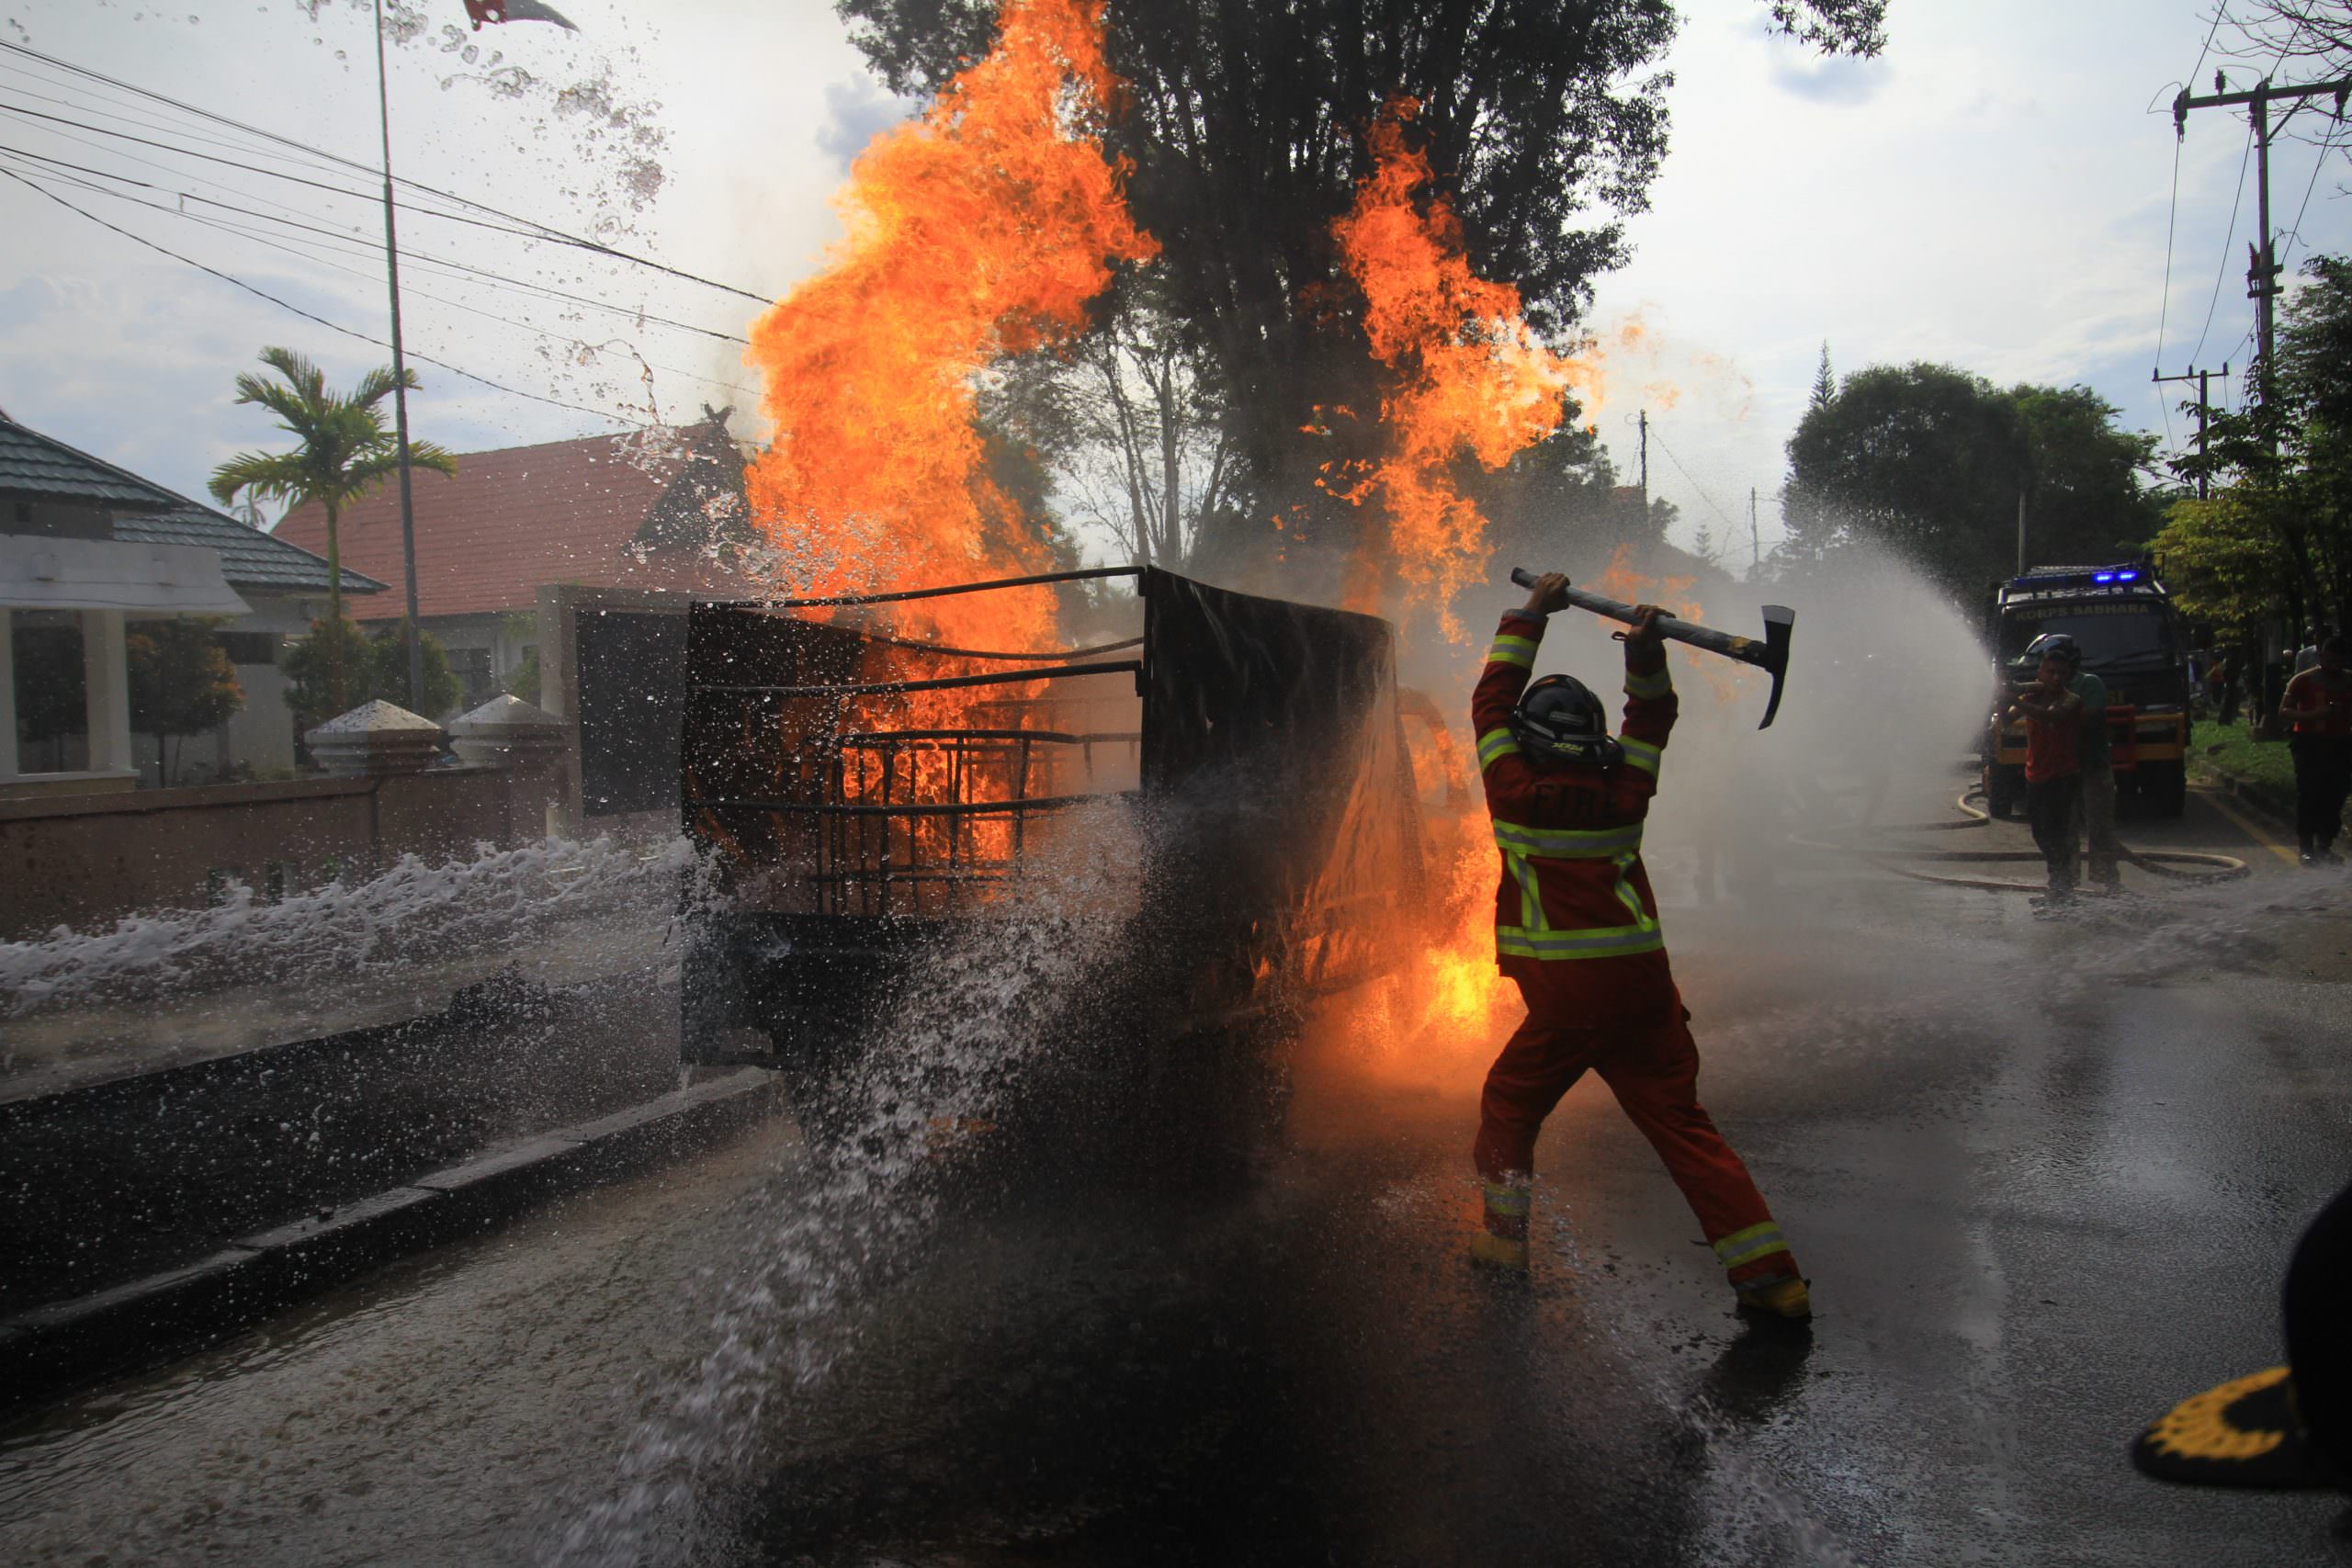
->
[[1507, 567, 1796, 729]]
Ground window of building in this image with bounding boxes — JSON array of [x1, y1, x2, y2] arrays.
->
[[450, 646, 494, 709], [13, 610, 90, 773], [217, 631, 279, 667]]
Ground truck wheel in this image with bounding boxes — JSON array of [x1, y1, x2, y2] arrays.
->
[[2146, 761, 2188, 818], [1984, 766, 2018, 820]]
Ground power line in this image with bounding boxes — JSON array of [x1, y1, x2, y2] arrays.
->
[[0, 58, 363, 182], [0, 165, 651, 428], [0, 39, 780, 305], [2278, 129, 2345, 268], [0, 97, 568, 243], [0, 153, 761, 408], [0, 141, 751, 346], [1647, 429, 1741, 537], [2155, 2, 2234, 378], [2189, 117, 2257, 366]]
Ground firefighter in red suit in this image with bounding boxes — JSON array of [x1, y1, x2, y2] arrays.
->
[[1469, 571, 1809, 1320]]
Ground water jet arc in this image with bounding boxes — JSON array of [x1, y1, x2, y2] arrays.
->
[[1508, 567, 1794, 729]]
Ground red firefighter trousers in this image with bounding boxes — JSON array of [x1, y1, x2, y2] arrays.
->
[[1473, 987, 1799, 1286]]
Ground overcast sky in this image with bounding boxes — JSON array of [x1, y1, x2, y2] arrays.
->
[[1, 0, 2346, 569]]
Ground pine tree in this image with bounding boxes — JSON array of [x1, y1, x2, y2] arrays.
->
[[1809, 343, 1837, 412]]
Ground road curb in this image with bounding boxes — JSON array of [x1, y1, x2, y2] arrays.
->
[[0, 1066, 780, 1414], [2195, 759, 2296, 833]]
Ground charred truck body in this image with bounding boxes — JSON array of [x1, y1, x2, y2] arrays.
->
[[1983, 564, 2192, 819], [679, 567, 1429, 1161]]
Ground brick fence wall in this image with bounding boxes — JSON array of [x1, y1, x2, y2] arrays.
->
[[0, 768, 558, 938]]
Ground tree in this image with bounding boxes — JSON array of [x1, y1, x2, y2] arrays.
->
[[2149, 492, 2296, 634], [2010, 385, 2168, 563], [1783, 362, 2031, 595], [1783, 363, 2168, 599], [838, 0, 1887, 556], [126, 618, 244, 785], [2169, 255, 2352, 637], [283, 617, 462, 740], [207, 347, 458, 708]]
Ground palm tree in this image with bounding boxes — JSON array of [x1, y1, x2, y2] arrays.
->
[[209, 346, 457, 707]]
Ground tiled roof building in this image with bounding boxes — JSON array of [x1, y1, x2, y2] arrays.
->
[[272, 409, 752, 620]]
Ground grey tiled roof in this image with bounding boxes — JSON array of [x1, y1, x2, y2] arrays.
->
[[0, 416, 182, 509], [116, 505, 387, 596]]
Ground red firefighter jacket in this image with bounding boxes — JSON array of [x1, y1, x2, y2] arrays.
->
[[1472, 609, 1681, 1025]]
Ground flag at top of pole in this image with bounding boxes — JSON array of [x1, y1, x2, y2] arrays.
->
[[464, 1, 578, 28]]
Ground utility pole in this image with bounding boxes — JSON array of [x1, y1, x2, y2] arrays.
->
[[1749, 486, 1759, 570], [2152, 363, 2228, 499], [2017, 491, 2027, 576], [373, 0, 424, 711], [2174, 72, 2352, 411], [1636, 409, 1648, 525]]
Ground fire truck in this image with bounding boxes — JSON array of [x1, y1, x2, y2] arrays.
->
[[1981, 563, 2192, 819]]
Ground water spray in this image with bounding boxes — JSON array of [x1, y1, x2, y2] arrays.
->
[[1508, 567, 1795, 728]]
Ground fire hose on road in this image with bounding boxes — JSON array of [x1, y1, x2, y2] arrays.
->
[[1787, 789, 2250, 894]]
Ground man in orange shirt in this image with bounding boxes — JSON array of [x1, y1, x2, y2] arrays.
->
[[1467, 571, 1808, 1321], [2281, 636, 2352, 866]]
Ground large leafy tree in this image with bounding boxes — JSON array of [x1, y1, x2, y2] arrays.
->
[[207, 347, 457, 707], [839, 0, 1886, 554], [1783, 363, 2167, 599]]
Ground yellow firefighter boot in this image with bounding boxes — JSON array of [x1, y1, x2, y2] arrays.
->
[[1472, 1180, 1532, 1271], [1734, 1274, 1813, 1321]]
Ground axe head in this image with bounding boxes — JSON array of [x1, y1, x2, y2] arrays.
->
[[1757, 605, 1795, 729]]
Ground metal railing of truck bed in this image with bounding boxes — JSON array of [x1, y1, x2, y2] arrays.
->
[[686, 566, 1148, 917]]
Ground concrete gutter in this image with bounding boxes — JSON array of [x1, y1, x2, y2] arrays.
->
[[0, 1066, 780, 1412]]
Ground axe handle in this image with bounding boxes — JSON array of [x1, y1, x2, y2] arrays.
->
[[1507, 568, 1770, 670]]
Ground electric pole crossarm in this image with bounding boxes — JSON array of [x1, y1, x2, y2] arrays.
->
[[2172, 76, 2351, 125], [2170, 74, 2346, 427]]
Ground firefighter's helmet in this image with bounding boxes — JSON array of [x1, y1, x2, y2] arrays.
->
[[2025, 632, 2083, 667], [1510, 674, 1623, 769]]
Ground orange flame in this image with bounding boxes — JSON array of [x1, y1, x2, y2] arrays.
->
[[742, 0, 1156, 650], [1331, 103, 1601, 641]]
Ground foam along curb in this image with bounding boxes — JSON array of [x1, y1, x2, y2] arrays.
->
[[0, 1066, 779, 1412]]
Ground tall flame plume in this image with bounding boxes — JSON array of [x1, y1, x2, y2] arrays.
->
[[742, 0, 1156, 649], [1332, 103, 1602, 641]]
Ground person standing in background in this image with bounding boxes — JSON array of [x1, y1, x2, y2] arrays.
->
[[2281, 637, 2352, 866]]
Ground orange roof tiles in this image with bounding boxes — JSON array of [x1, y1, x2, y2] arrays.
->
[[271, 420, 747, 621]]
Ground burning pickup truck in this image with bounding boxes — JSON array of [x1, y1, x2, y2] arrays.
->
[[677, 566, 1432, 1159]]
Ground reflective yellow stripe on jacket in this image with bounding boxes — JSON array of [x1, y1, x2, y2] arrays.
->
[[1491, 818, 1663, 962], [1476, 727, 1520, 771], [1488, 633, 1539, 669]]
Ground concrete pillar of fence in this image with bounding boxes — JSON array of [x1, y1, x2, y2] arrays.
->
[[304, 700, 445, 777], [447, 693, 567, 773]]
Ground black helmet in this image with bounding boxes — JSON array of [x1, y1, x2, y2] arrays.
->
[[1510, 674, 1623, 769], [2025, 632, 2083, 667]]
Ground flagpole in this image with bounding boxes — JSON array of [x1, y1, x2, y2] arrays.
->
[[373, 0, 425, 712]]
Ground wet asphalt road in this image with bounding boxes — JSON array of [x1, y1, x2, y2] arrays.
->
[[3, 773, 2350, 1566]]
